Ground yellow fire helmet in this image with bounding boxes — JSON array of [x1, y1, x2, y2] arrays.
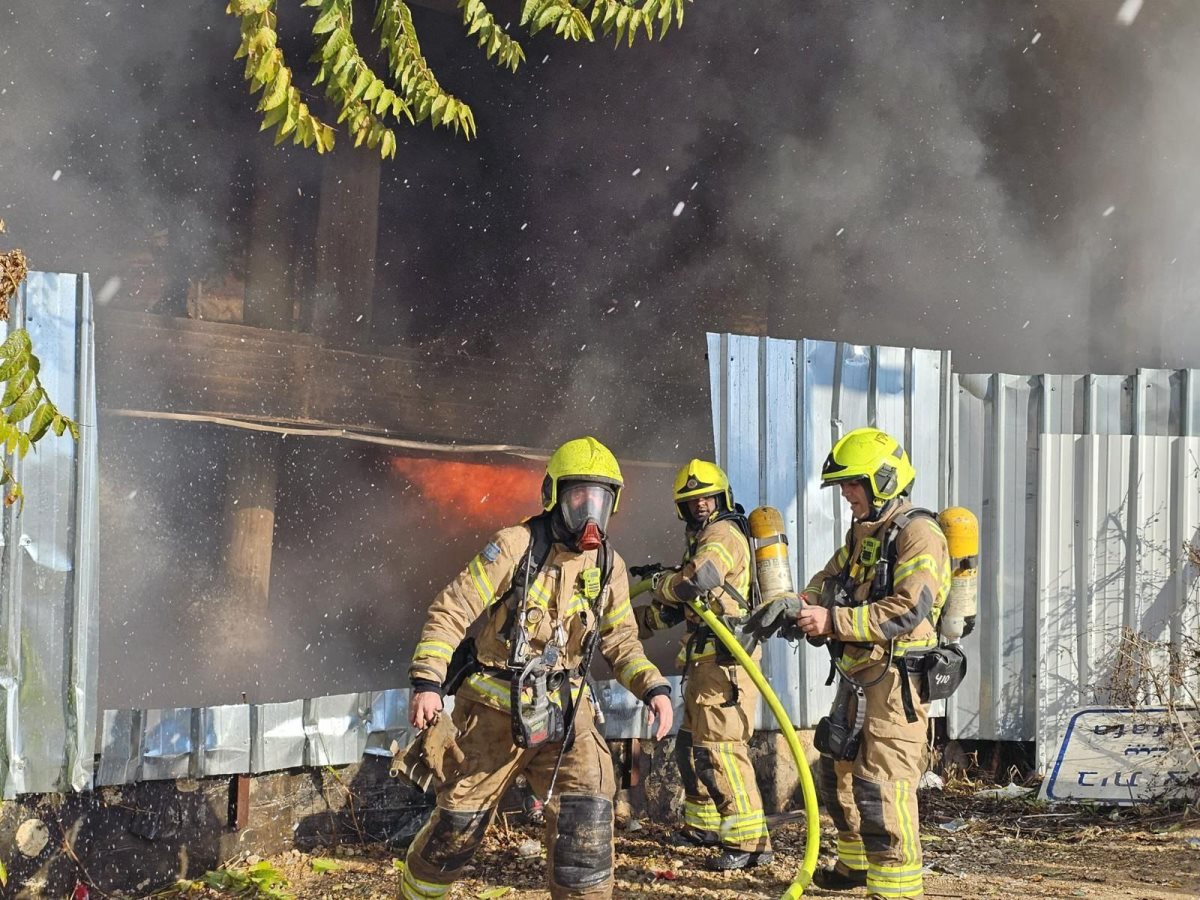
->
[[541, 436, 624, 513], [672, 458, 733, 520], [820, 427, 916, 508]]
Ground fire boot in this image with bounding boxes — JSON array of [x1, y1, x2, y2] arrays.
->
[[707, 848, 774, 871], [669, 826, 720, 848], [811, 864, 868, 890]]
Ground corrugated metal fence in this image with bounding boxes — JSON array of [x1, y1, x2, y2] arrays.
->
[[9, 293, 1199, 790], [0, 272, 99, 797], [707, 333, 952, 726], [710, 334, 1200, 768]]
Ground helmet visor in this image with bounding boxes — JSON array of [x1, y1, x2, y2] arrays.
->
[[559, 482, 615, 534]]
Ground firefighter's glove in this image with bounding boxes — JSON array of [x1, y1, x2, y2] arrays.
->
[[630, 563, 666, 579], [634, 601, 685, 639], [652, 600, 685, 629], [743, 594, 804, 642], [961, 615, 976, 638]]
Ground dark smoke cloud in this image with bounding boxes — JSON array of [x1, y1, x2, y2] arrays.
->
[[7, 0, 1200, 708]]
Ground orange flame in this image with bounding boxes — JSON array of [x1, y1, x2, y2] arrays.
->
[[390, 456, 543, 528]]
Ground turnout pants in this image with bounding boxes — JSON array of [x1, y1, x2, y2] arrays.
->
[[402, 696, 616, 900], [817, 661, 928, 899], [675, 654, 771, 853]]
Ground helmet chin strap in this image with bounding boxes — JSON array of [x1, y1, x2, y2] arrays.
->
[[576, 520, 604, 551]]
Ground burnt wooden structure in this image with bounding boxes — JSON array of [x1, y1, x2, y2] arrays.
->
[[96, 309, 698, 454]]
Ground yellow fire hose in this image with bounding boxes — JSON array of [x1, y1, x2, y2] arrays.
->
[[630, 578, 819, 897]]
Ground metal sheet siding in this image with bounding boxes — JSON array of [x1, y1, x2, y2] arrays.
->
[[0, 273, 99, 797], [709, 336, 1200, 757], [1036, 434, 1200, 771], [707, 333, 952, 727]]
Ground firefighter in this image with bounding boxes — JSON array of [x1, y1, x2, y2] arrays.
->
[[633, 459, 772, 871], [401, 436, 673, 900], [745, 427, 950, 899]]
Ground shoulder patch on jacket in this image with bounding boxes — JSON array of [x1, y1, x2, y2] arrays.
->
[[481, 541, 501, 563]]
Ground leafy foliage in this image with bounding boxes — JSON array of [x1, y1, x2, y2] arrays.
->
[[228, 0, 338, 153], [376, 0, 475, 138], [226, 0, 694, 150], [586, 0, 689, 46], [177, 861, 292, 899], [0, 227, 82, 510], [0, 324, 82, 511], [309, 857, 343, 873], [308, 0, 406, 156], [519, 0, 594, 41], [460, 0, 525, 73]]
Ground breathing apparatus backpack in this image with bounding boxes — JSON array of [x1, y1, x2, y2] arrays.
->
[[709, 504, 763, 611]]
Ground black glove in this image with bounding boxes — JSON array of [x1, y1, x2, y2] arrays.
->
[[743, 595, 805, 641], [654, 601, 686, 629], [961, 615, 976, 638], [629, 563, 666, 579]]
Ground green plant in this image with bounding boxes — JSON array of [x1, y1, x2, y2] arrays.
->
[[226, 0, 694, 155], [177, 861, 293, 899], [0, 222, 82, 510]]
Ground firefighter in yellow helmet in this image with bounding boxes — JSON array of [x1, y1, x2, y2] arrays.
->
[[746, 427, 951, 899], [402, 437, 673, 900], [633, 459, 772, 871]]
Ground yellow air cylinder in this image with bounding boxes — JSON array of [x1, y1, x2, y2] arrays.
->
[[749, 506, 797, 601], [938, 506, 979, 642]]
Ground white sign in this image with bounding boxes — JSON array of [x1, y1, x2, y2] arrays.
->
[[1039, 707, 1200, 804]]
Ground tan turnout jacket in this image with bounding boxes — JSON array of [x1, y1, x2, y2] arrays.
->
[[410, 522, 667, 712], [646, 517, 753, 669], [806, 500, 951, 676]]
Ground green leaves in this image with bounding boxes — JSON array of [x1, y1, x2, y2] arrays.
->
[[309, 857, 343, 874], [586, 0, 689, 46], [0, 327, 81, 509], [228, 0, 693, 153], [376, 1, 476, 138], [520, 0, 594, 41], [460, 0, 526, 73], [307, 0, 404, 157], [227, 1, 337, 153], [201, 861, 292, 899]]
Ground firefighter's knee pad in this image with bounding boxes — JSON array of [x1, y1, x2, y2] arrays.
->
[[674, 730, 700, 793], [817, 756, 853, 833], [552, 794, 613, 890], [421, 806, 493, 871], [690, 743, 727, 807], [850, 775, 890, 850]]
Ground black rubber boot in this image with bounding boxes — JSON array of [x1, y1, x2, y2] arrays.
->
[[706, 849, 775, 871], [669, 827, 720, 848], [811, 864, 868, 890]]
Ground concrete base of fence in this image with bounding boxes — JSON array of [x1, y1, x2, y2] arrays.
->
[[0, 755, 428, 896], [0, 731, 822, 896]]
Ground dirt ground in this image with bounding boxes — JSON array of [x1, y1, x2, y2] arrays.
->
[[183, 791, 1200, 900]]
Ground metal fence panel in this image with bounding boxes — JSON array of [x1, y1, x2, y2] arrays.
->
[[304, 693, 368, 767], [95, 675, 694, 785], [0, 272, 99, 797], [140, 707, 194, 782], [707, 333, 952, 727], [1036, 434, 1200, 771], [200, 704, 252, 776], [949, 371, 1200, 744]]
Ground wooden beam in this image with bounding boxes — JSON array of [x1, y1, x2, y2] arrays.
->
[[95, 310, 704, 460]]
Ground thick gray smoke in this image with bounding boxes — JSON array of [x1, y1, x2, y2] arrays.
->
[[5, 0, 1200, 708]]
